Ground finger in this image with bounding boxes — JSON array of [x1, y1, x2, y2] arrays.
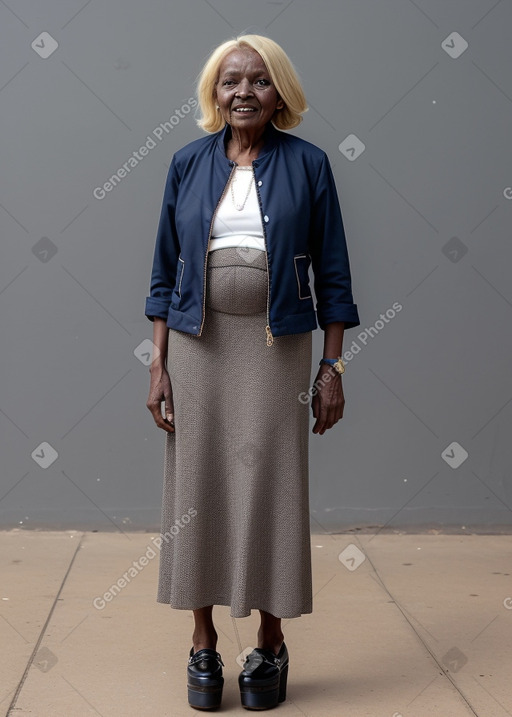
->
[[311, 399, 321, 433], [328, 403, 339, 428], [312, 410, 328, 434], [165, 391, 175, 425], [163, 402, 175, 431], [324, 401, 340, 431], [160, 415, 175, 433], [324, 389, 344, 427], [165, 391, 174, 413], [311, 406, 323, 433], [147, 401, 175, 433]]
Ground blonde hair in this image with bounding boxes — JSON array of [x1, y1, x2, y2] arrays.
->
[[196, 34, 308, 132]]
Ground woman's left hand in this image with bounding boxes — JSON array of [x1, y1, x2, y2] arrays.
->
[[311, 365, 345, 435]]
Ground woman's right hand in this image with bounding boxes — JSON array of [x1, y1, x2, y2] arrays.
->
[[146, 365, 175, 433]]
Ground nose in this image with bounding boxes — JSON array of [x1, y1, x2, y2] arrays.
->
[[235, 78, 253, 98]]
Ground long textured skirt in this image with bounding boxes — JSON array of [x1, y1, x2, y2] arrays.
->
[[157, 247, 313, 618]]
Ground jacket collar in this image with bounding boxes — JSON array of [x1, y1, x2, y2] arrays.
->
[[215, 121, 281, 164]]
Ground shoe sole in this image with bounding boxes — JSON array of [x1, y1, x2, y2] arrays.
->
[[188, 678, 224, 710], [239, 663, 288, 710]]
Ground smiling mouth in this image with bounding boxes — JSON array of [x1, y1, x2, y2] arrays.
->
[[232, 107, 258, 113]]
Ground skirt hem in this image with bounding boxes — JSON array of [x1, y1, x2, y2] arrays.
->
[[155, 595, 313, 619]]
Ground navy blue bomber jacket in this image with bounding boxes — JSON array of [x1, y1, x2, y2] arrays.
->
[[145, 121, 360, 344]]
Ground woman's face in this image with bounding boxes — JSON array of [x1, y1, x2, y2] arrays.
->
[[214, 48, 284, 132]]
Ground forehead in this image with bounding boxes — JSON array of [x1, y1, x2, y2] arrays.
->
[[218, 48, 269, 75]]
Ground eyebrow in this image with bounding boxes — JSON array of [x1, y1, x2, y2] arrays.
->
[[219, 67, 269, 77]]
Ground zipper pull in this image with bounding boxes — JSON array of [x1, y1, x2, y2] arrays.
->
[[265, 325, 274, 346]]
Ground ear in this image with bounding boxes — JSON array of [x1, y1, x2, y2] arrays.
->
[[276, 95, 285, 111]]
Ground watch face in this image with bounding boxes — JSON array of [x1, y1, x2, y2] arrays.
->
[[335, 359, 345, 374]]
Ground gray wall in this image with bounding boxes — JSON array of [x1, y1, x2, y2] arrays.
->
[[1, 0, 511, 531]]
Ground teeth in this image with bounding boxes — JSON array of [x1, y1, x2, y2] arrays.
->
[[234, 108, 255, 112]]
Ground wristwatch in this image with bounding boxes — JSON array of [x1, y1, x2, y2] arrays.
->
[[319, 357, 345, 375]]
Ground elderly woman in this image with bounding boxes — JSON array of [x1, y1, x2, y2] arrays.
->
[[145, 34, 359, 711]]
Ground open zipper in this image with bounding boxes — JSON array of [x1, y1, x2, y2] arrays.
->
[[253, 170, 274, 346], [197, 162, 274, 346]]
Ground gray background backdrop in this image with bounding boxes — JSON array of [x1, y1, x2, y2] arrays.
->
[[1, 0, 511, 531]]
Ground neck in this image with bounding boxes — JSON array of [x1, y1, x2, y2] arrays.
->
[[228, 124, 267, 156]]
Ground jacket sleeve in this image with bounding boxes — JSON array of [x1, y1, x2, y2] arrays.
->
[[309, 153, 360, 330], [144, 156, 181, 322]]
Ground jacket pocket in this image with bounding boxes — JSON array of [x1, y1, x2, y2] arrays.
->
[[293, 253, 312, 300], [171, 256, 185, 306], [175, 256, 185, 297]]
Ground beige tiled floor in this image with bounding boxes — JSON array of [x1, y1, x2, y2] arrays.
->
[[1, 530, 512, 716]]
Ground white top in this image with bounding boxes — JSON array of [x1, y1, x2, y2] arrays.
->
[[209, 167, 265, 252]]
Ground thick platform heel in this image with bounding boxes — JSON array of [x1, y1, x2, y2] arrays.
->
[[239, 642, 289, 710], [278, 663, 288, 703], [187, 648, 224, 710]]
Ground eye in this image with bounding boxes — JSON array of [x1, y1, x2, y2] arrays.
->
[[222, 79, 236, 86], [255, 79, 270, 86]]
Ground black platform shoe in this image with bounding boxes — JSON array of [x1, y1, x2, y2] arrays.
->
[[238, 642, 289, 710], [187, 647, 224, 710]]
